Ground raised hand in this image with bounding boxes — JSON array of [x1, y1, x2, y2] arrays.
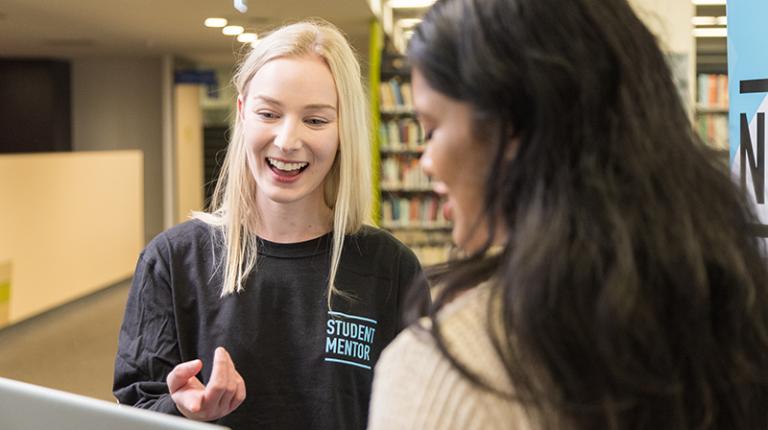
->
[[166, 347, 246, 421]]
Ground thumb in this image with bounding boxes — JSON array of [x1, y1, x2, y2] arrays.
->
[[167, 359, 203, 393]]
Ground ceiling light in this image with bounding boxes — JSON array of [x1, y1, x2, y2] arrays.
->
[[222, 25, 244, 36], [204, 18, 228, 28], [692, 0, 726, 5], [237, 32, 258, 43], [693, 27, 727, 37], [234, 0, 248, 13], [387, 0, 436, 9]]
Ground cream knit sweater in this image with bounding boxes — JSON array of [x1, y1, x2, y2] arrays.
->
[[368, 285, 531, 429]]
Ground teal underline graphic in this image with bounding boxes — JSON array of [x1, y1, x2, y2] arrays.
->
[[324, 358, 372, 370]]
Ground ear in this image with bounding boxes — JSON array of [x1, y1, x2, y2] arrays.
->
[[237, 94, 245, 120]]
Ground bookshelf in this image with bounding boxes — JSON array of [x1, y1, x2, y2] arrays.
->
[[695, 73, 729, 151], [693, 2, 729, 156], [370, 23, 452, 265]]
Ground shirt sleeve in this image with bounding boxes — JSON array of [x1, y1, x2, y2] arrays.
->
[[113, 241, 183, 416]]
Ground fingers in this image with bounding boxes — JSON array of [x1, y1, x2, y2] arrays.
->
[[229, 374, 246, 411], [167, 359, 206, 419], [170, 347, 246, 421], [204, 347, 233, 407], [204, 347, 246, 415], [167, 359, 203, 393]]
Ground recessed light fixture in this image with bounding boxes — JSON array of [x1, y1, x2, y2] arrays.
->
[[237, 32, 258, 43], [222, 25, 245, 36], [693, 27, 727, 37], [204, 17, 228, 28], [234, 0, 248, 13]]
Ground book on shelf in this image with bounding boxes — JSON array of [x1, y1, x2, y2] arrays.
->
[[379, 77, 413, 111], [695, 74, 729, 150], [697, 113, 729, 150], [379, 118, 424, 150], [697, 73, 729, 110], [380, 156, 431, 190], [381, 194, 447, 227]]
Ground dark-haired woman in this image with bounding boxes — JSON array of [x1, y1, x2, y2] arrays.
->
[[368, 0, 768, 428]]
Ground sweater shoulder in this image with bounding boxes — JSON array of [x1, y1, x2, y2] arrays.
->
[[371, 287, 526, 428], [371, 285, 524, 428]]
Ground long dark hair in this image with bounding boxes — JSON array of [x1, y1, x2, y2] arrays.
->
[[409, 0, 768, 428]]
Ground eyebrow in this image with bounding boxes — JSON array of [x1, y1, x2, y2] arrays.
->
[[253, 95, 336, 111]]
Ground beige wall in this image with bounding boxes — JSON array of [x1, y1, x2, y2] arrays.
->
[[71, 58, 164, 244], [174, 84, 205, 222], [0, 151, 143, 324], [630, 0, 695, 109]]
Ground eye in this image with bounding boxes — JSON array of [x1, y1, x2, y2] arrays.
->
[[305, 117, 329, 126], [256, 111, 279, 120], [424, 129, 434, 141]]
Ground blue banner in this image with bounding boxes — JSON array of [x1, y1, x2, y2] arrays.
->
[[728, 0, 768, 226]]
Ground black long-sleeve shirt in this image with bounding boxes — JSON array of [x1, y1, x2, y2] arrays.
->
[[114, 220, 426, 430]]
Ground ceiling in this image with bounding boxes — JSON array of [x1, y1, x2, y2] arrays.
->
[[0, 0, 374, 66]]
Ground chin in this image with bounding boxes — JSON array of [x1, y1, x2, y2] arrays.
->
[[263, 188, 306, 204]]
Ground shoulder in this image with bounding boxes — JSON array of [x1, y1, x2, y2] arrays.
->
[[370, 285, 522, 429], [344, 224, 422, 278], [142, 219, 218, 262], [347, 225, 419, 262], [381, 285, 503, 378], [349, 224, 409, 249]]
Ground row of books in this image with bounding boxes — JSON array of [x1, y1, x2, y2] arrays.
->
[[697, 113, 729, 150], [380, 78, 413, 111], [381, 156, 431, 190], [697, 73, 729, 109], [379, 119, 424, 149], [381, 195, 448, 227]]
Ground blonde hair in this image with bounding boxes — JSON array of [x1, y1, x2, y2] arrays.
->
[[195, 20, 372, 304]]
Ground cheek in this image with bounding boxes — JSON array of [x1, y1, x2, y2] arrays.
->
[[316, 131, 340, 160]]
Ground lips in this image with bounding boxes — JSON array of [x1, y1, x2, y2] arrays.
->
[[442, 199, 454, 221], [266, 157, 309, 180], [432, 181, 454, 222]]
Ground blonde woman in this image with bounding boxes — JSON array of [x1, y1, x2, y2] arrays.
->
[[114, 20, 426, 430]]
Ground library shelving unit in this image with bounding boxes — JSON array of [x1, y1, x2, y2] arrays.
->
[[369, 21, 452, 265], [695, 73, 729, 151], [693, 2, 729, 158]]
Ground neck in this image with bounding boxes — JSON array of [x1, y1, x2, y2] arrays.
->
[[252, 195, 334, 243]]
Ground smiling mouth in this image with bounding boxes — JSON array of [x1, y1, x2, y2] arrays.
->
[[266, 157, 309, 177]]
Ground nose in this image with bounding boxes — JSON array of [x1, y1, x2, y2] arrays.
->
[[273, 117, 302, 152]]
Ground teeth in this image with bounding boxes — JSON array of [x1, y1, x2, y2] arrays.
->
[[267, 158, 308, 171]]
